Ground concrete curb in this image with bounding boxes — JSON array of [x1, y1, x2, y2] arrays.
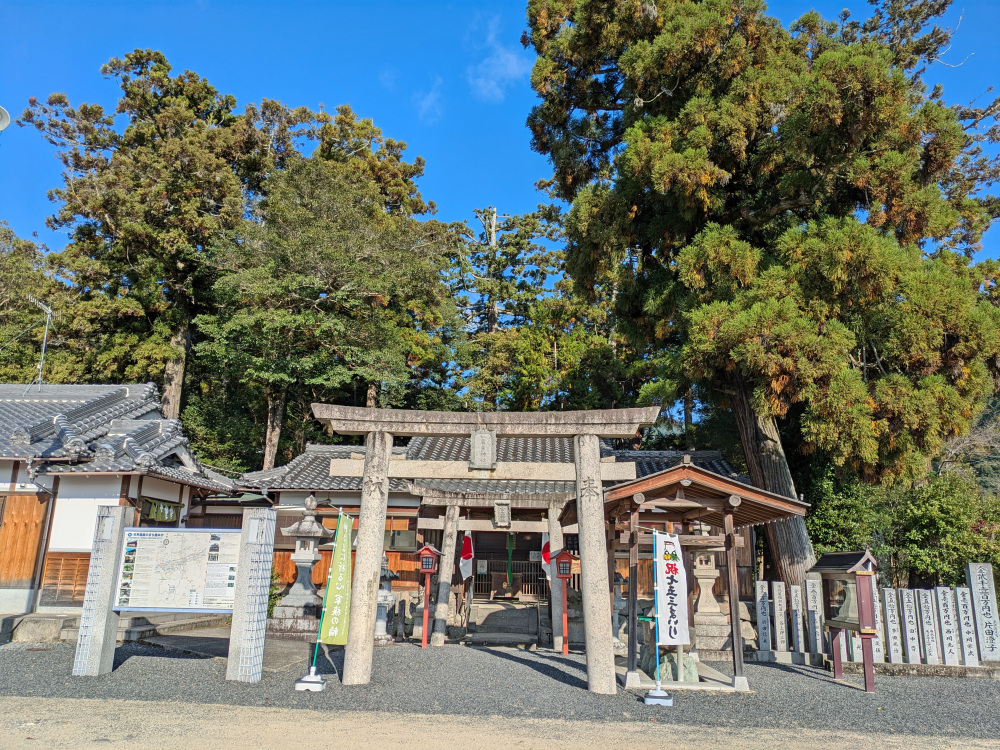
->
[[828, 659, 1000, 679]]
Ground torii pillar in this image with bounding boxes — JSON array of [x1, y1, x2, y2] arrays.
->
[[575, 433, 617, 694], [311, 404, 659, 694], [342, 430, 393, 685]]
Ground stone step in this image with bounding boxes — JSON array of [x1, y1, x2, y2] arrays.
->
[[59, 614, 231, 643], [466, 632, 538, 647], [470, 604, 538, 635]]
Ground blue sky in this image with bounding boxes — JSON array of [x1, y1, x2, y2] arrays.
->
[[2, 1, 999, 257]]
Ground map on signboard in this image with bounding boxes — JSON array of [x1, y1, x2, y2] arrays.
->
[[114, 528, 241, 612]]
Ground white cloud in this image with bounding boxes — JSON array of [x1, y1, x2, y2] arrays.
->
[[378, 69, 398, 91], [466, 16, 532, 104], [414, 76, 444, 125]]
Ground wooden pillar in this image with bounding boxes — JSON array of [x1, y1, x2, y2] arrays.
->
[[724, 506, 748, 690], [117, 475, 131, 506], [547, 508, 566, 652], [607, 523, 617, 617], [431, 504, 460, 646], [575, 433, 616, 695], [626, 504, 639, 684], [8, 460, 19, 491], [30, 475, 59, 613], [342, 430, 393, 686]]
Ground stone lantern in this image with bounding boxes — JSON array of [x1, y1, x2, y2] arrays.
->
[[374, 554, 399, 647], [270, 494, 334, 634]]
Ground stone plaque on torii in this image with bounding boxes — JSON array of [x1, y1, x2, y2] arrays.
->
[[311, 403, 660, 695]]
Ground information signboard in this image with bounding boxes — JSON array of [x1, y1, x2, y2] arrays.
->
[[114, 528, 241, 612]]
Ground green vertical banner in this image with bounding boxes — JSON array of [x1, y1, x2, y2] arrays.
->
[[319, 512, 352, 645]]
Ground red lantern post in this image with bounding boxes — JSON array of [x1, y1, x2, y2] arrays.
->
[[417, 544, 441, 649], [555, 549, 574, 656]]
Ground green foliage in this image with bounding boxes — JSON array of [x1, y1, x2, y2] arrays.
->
[[803, 465, 890, 557], [19, 50, 321, 414], [195, 156, 460, 468], [525, 0, 1000, 488], [804, 464, 1000, 586], [268, 566, 283, 618]]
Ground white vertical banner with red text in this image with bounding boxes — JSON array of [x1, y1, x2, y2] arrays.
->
[[654, 531, 690, 646]]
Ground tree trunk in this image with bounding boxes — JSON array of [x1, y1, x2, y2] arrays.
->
[[487, 299, 499, 334], [486, 207, 499, 335], [726, 371, 816, 586], [161, 310, 190, 420], [262, 384, 287, 471], [684, 387, 695, 450]]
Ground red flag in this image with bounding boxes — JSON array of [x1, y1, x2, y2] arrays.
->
[[541, 532, 551, 580], [459, 531, 474, 580]]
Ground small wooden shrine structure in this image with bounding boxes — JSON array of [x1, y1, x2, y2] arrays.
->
[[562, 454, 809, 689]]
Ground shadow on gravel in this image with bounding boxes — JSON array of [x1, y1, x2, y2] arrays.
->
[[312, 645, 345, 680], [484, 649, 589, 691], [113, 645, 213, 669], [750, 660, 864, 688]]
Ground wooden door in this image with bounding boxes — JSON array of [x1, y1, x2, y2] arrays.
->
[[0, 494, 49, 589]]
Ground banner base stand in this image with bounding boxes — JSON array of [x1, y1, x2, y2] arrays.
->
[[295, 666, 327, 692], [643, 688, 673, 706]]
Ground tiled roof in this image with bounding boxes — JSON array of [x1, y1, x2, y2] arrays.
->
[[243, 437, 744, 495], [0, 384, 161, 459], [412, 478, 576, 494], [407, 436, 576, 463], [0, 383, 236, 493], [144, 464, 237, 493], [620, 450, 745, 481], [240, 443, 409, 492]]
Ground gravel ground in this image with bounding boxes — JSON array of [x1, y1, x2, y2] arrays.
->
[[0, 641, 997, 740]]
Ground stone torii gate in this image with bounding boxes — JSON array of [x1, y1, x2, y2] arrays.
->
[[311, 404, 660, 694]]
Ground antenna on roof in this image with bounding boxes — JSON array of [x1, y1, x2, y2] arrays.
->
[[24, 295, 53, 394]]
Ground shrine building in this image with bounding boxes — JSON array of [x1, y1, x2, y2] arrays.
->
[[242, 403, 807, 694]]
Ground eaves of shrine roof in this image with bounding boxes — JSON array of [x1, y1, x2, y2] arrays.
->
[[405, 435, 741, 477], [409, 478, 576, 495], [240, 442, 408, 492], [406, 435, 577, 463], [620, 449, 748, 483]]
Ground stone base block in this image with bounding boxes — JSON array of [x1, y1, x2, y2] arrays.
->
[[828, 659, 1000, 679], [756, 650, 825, 666], [271, 602, 320, 620], [267, 615, 321, 641], [623, 670, 644, 689], [0, 587, 33, 614]]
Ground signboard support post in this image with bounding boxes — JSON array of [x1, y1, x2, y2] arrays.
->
[[644, 530, 672, 706], [226, 507, 277, 684], [72, 505, 135, 677]]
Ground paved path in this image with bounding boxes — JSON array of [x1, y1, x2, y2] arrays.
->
[[0, 696, 996, 749], [141, 626, 312, 672], [1, 639, 998, 746]]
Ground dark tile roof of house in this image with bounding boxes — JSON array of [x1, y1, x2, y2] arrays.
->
[[0, 384, 161, 459], [0, 383, 235, 494]]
